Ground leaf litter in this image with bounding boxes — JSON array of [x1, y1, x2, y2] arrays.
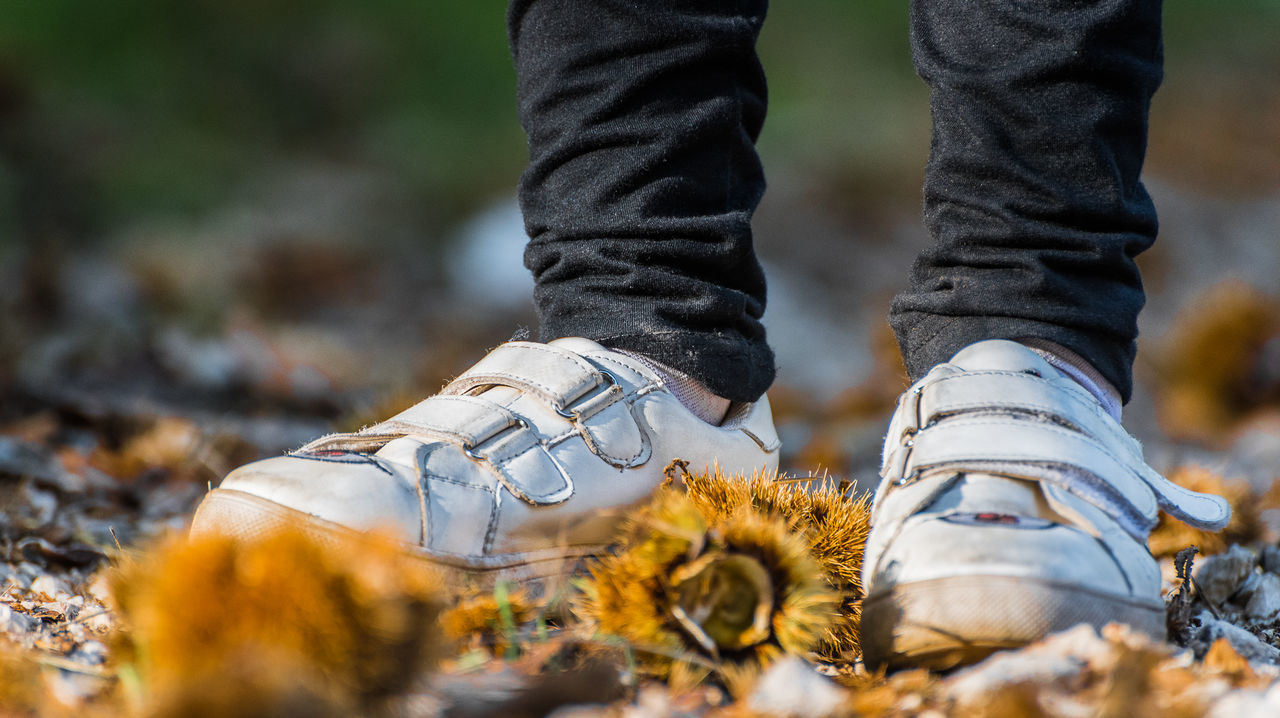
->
[[6, 259, 1280, 715]]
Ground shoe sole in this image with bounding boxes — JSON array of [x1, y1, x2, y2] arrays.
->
[[190, 489, 603, 593], [860, 574, 1166, 671]]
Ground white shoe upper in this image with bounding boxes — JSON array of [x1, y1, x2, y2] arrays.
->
[[199, 338, 780, 569], [863, 340, 1231, 606]]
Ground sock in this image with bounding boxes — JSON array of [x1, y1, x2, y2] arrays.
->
[[616, 350, 732, 425], [1019, 339, 1124, 422]]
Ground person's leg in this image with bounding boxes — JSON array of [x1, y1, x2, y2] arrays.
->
[[862, 0, 1231, 669], [510, 0, 775, 404], [890, 0, 1164, 404]]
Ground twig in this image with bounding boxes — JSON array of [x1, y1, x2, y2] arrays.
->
[[33, 654, 114, 679], [65, 607, 114, 626]]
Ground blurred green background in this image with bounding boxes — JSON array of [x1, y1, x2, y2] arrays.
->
[[2, 0, 1276, 252]]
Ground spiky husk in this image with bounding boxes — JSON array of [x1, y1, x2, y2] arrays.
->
[[0, 638, 43, 717], [683, 468, 871, 661], [577, 492, 709, 690], [1148, 466, 1261, 558], [577, 468, 857, 695], [110, 525, 444, 717]]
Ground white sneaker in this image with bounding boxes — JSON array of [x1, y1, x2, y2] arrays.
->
[[190, 338, 780, 583], [860, 340, 1230, 669]]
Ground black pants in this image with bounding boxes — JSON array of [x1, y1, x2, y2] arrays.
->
[[508, 0, 1162, 404]]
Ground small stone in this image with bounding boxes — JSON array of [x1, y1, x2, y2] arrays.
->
[[0, 604, 37, 635], [1195, 544, 1258, 605], [1246, 573, 1280, 621], [1262, 545, 1280, 575], [0, 437, 63, 486], [70, 640, 109, 666], [619, 686, 670, 718], [746, 657, 848, 718], [21, 485, 58, 525], [1236, 572, 1263, 603], [947, 624, 1102, 705], [85, 611, 115, 632], [48, 600, 80, 622], [86, 573, 112, 604], [1206, 683, 1280, 718], [30, 575, 72, 599], [1194, 611, 1280, 664], [63, 622, 89, 643]]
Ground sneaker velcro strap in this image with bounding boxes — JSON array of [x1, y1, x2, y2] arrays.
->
[[371, 395, 524, 450], [909, 370, 1106, 437], [469, 426, 573, 505], [1145, 468, 1232, 531], [886, 414, 1231, 536], [890, 369, 1233, 533], [1039, 482, 1163, 591], [577, 396, 650, 468], [887, 416, 1161, 537], [442, 341, 605, 411], [381, 394, 580, 505]]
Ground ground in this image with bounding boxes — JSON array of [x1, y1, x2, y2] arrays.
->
[[3, 196, 1280, 715]]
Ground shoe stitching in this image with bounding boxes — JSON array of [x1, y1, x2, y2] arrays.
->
[[861, 575, 1165, 611], [1088, 529, 1135, 595], [415, 466, 430, 548], [993, 378, 1220, 521], [299, 432, 401, 454], [452, 369, 567, 403], [599, 401, 650, 467], [448, 343, 598, 403], [545, 427, 579, 446], [288, 451, 395, 477], [484, 489, 502, 555], [589, 354, 661, 388], [927, 370, 1120, 436], [866, 472, 962, 581], [407, 538, 605, 565], [421, 469, 498, 494], [576, 402, 649, 468], [910, 459, 1154, 540], [543, 383, 651, 451], [489, 443, 575, 503], [912, 371, 1153, 496], [929, 401, 1084, 426], [504, 342, 597, 371], [632, 383, 663, 398], [948, 368, 1102, 398], [913, 417, 1144, 486], [419, 469, 500, 555], [871, 514, 1140, 598]]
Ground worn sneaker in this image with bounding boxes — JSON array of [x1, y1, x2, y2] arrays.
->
[[190, 338, 780, 584], [860, 340, 1230, 669]]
